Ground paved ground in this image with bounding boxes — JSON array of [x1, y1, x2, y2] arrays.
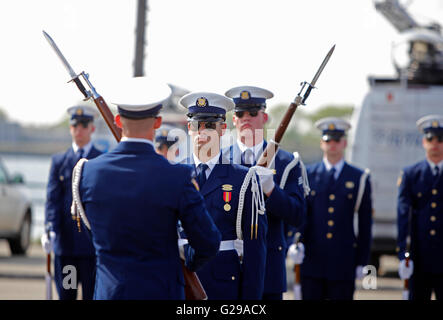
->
[[0, 240, 411, 300]]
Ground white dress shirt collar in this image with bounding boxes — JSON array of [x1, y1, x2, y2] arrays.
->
[[193, 152, 221, 179], [121, 137, 154, 148], [427, 159, 443, 175], [72, 141, 93, 156], [323, 157, 345, 179], [236, 139, 265, 160]]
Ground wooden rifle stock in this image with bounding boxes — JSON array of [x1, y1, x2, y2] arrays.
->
[[93, 95, 206, 300], [256, 102, 299, 168], [92, 96, 122, 141], [404, 255, 410, 292]]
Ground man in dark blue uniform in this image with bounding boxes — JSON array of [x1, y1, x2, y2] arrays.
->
[[298, 117, 373, 300], [43, 105, 102, 300], [72, 78, 221, 300], [397, 114, 443, 300], [179, 92, 268, 300], [223, 86, 307, 300]]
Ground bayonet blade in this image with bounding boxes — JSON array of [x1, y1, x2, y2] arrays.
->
[[43, 30, 77, 79], [310, 44, 335, 87]]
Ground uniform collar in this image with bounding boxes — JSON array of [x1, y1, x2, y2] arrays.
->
[[193, 151, 221, 178], [72, 141, 93, 156], [426, 158, 443, 174], [236, 139, 264, 160], [121, 137, 154, 148], [323, 157, 345, 179]]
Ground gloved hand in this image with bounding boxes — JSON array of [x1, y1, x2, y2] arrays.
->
[[398, 259, 414, 280], [40, 231, 56, 254], [355, 265, 365, 280], [252, 166, 275, 195], [288, 242, 305, 265]]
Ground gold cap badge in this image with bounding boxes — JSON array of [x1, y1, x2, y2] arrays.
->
[[432, 120, 439, 128], [76, 108, 83, 116], [328, 123, 336, 130], [196, 97, 208, 107], [240, 91, 250, 100]]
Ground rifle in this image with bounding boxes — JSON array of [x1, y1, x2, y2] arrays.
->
[[45, 230, 52, 300], [292, 233, 302, 300], [402, 252, 410, 300], [43, 30, 207, 300], [256, 45, 335, 168]]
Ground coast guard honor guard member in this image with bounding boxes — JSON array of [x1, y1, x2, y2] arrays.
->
[[43, 105, 102, 300], [297, 117, 373, 300], [71, 78, 221, 300], [224, 86, 307, 300], [179, 92, 268, 300], [397, 114, 443, 300]]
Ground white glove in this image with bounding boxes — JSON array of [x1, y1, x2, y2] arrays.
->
[[40, 231, 56, 254], [355, 265, 364, 280], [288, 242, 305, 264], [398, 259, 414, 280], [252, 166, 275, 194]]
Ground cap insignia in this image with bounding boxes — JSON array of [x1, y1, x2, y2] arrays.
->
[[240, 91, 250, 100], [76, 108, 83, 116], [328, 123, 336, 130], [432, 120, 439, 128], [196, 97, 208, 107]]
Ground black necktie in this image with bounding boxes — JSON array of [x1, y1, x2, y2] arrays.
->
[[242, 149, 255, 167], [196, 163, 209, 189], [327, 167, 336, 185], [75, 148, 84, 163], [435, 166, 440, 177]]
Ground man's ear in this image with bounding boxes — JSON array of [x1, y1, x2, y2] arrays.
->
[[154, 116, 162, 129], [263, 112, 269, 124], [115, 114, 122, 129], [220, 122, 227, 136]]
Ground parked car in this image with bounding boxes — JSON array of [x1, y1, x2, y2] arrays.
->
[[0, 158, 32, 255]]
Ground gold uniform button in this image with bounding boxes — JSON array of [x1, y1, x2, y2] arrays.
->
[[417, 192, 422, 198], [431, 202, 437, 209], [432, 189, 438, 195], [311, 190, 316, 196], [430, 216, 437, 222], [231, 276, 236, 281], [329, 194, 335, 201], [430, 230, 436, 236], [287, 231, 293, 237], [326, 233, 333, 239], [59, 175, 64, 181], [328, 220, 334, 227], [328, 207, 334, 213], [278, 246, 282, 251], [348, 194, 353, 199]]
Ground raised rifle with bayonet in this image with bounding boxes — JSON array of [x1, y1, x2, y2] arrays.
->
[[256, 45, 335, 168], [42, 30, 207, 301], [255, 45, 335, 300]]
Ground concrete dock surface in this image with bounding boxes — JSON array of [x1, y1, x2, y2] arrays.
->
[[0, 240, 425, 300]]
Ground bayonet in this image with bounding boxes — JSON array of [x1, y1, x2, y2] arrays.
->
[[298, 44, 335, 105], [256, 45, 335, 168], [43, 30, 91, 100], [43, 30, 121, 140]]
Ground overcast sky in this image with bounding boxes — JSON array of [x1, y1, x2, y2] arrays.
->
[[0, 0, 442, 126]]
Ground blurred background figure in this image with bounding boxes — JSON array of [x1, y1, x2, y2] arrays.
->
[[298, 117, 373, 300], [397, 114, 443, 300], [42, 105, 102, 300], [155, 124, 180, 161]]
